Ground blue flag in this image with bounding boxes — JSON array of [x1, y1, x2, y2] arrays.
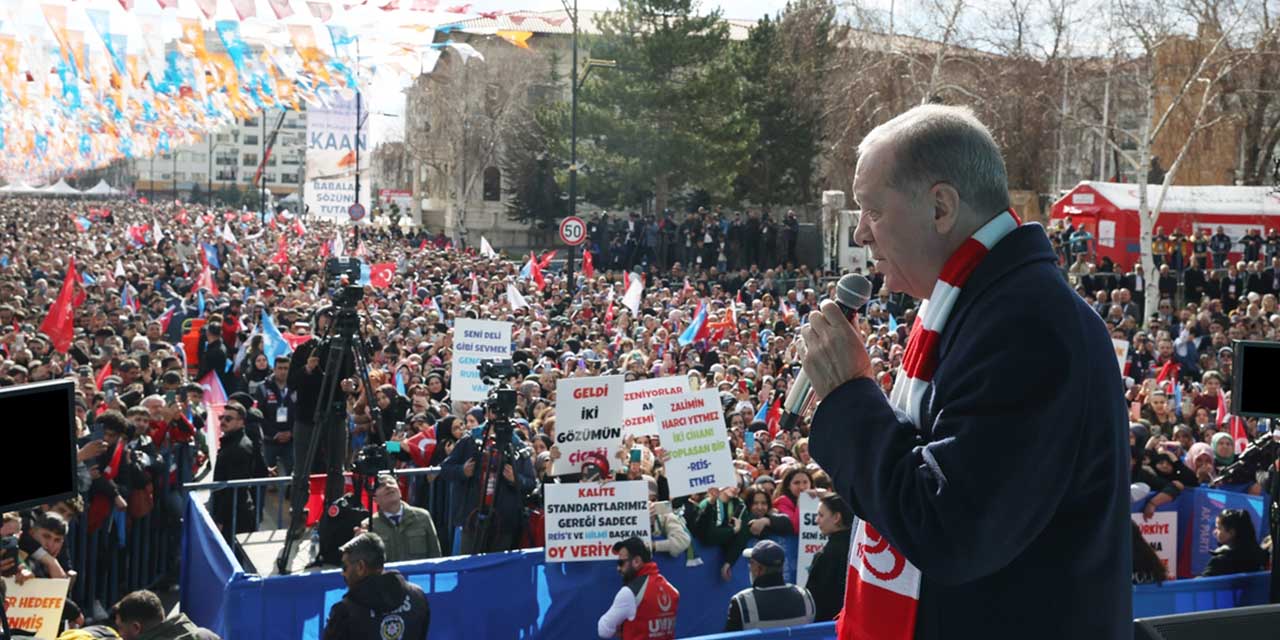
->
[[82, 272, 96, 285], [678, 303, 707, 347], [197, 290, 205, 317], [259, 310, 293, 364], [753, 399, 769, 423], [394, 369, 407, 397], [358, 261, 371, 287], [888, 313, 899, 333], [202, 242, 221, 270]]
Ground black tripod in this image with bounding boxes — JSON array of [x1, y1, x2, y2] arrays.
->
[[276, 288, 381, 573]]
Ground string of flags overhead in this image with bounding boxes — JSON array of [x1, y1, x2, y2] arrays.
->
[[0, 0, 553, 182]]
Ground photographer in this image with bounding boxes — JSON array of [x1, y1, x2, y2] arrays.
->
[[440, 403, 536, 554], [288, 309, 351, 526]]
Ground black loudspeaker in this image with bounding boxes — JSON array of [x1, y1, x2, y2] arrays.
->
[[316, 493, 370, 566], [1134, 604, 1280, 640]]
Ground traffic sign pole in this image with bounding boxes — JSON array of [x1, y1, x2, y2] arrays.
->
[[566, 244, 576, 297], [559, 216, 587, 297]]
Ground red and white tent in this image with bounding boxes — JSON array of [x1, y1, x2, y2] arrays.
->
[[1049, 181, 1280, 270]]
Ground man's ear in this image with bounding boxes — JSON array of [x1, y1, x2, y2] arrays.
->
[[929, 183, 962, 235]]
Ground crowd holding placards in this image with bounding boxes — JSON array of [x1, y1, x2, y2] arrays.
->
[[0, 194, 1276, 636]]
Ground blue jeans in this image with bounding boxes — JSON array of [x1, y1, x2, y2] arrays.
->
[[263, 440, 293, 475]]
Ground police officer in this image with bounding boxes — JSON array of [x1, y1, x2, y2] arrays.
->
[[724, 539, 815, 631], [323, 533, 430, 640]]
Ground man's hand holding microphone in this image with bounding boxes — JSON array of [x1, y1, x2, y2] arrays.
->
[[784, 274, 874, 428]]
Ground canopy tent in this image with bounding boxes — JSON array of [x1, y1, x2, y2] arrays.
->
[[40, 179, 82, 195], [1049, 181, 1280, 270], [83, 180, 123, 196], [0, 182, 40, 194]]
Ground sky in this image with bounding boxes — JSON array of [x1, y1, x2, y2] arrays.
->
[[466, 0, 828, 22]]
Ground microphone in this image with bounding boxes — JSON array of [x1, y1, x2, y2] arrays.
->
[[778, 273, 872, 433]]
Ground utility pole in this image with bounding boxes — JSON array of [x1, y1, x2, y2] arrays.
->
[[567, 0, 578, 297], [207, 137, 213, 206], [261, 107, 268, 220]]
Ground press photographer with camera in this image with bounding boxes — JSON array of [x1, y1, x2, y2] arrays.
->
[[287, 306, 349, 525], [440, 360, 537, 554]]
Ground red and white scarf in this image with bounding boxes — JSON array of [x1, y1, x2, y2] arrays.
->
[[838, 209, 1020, 640]]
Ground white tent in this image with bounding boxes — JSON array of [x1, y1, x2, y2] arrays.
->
[[83, 180, 122, 196], [40, 179, 81, 195], [0, 182, 38, 194]]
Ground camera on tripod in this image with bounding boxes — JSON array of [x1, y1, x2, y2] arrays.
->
[[479, 358, 518, 418], [325, 257, 365, 308]]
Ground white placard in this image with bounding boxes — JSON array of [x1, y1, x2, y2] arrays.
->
[[1098, 220, 1116, 248], [658, 389, 736, 498], [544, 481, 651, 563], [1, 577, 70, 638], [1133, 511, 1178, 577], [552, 375, 626, 476], [1112, 338, 1129, 375], [797, 492, 828, 588], [449, 319, 512, 402], [623, 376, 691, 438]]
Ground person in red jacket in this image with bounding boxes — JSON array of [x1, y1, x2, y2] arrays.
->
[[597, 537, 680, 640]]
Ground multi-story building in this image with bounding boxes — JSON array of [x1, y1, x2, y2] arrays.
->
[[131, 106, 307, 205]]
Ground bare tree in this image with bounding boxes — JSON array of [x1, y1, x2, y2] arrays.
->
[[403, 41, 548, 243]]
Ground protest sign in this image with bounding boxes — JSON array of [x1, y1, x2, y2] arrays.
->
[[1, 577, 70, 638], [623, 376, 691, 438], [450, 319, 512, 402], [1132, 511, 1178, 577], [797, 492, 828, 587], [544, 480, 651, 563], [659, 388, 736, 498], [552, 375, 626, 476]]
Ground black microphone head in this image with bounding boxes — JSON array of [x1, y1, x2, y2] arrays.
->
[[835, 273, 872, 311]]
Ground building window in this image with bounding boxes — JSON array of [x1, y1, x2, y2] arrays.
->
[[281, 173, 299, 184], [216, 170, 236, 181], [216, 133, 231, 143], [242, 154, 258, 166], [216, 154, 236, 166], [482, 166, 501, 201], [244, 135, 259, 146], [244, 117, 259, 127]]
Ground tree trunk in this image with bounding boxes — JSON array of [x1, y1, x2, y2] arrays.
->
[[654, 173, 670, 214], [1139, 83, 1160, 326]]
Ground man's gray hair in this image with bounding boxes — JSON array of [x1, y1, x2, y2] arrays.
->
[[340, 532, 386, 570], [859, 105, 1010, 217]]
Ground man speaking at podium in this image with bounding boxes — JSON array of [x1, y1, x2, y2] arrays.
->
[[801, 105, 1129, 639]]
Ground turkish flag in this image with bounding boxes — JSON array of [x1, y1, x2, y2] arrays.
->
[[39, 257, 79, 353], [368, 263, 395, 289], [582, 249, 595, 278]]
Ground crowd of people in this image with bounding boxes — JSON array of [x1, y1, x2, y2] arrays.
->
[[0, 190, 1274, 637]]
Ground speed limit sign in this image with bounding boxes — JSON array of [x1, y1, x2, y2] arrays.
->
[[559, 216, 587, 246]]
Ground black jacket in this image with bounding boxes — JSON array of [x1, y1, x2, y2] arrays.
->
[[440, 431, 536, 544], [210, 428, 259, 534], [197, 339, 235, 392], [810, 226, 1131, 639], [805, 526, 852, 622], [288, 339, 327, 424], [1201, 544, 1267, 577], [323, 571, 430, 640], [255, 377, 293, 440]]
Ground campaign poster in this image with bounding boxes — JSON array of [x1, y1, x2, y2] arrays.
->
[[305, 90, 371, 220], [552, 375, 626, 476], [658, 389, 736, 498], [1132, 512, 1178, 578], [1, 577, 71, 638], [449, 319, 512, 402], [623, 376, 690, 438], [1112, 338, 1129, 375], [797, 492, 828, 587], [544, 481, 651, 563]]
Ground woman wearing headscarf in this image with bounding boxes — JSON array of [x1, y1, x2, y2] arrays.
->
[[1211, 432, 1237, 473], [1186, 442, 1216, 485]]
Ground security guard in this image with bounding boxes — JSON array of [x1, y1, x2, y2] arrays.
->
[[323, 533, 430, 640], [724, 539, 815, 631]]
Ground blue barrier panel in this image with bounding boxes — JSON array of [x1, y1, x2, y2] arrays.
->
[[1186, 489, 1268, 577], [1133, 571, 1271, 618], [684, 622, 837, 639], [185, 498, 802, 639], [181, 495, 243, 638]]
